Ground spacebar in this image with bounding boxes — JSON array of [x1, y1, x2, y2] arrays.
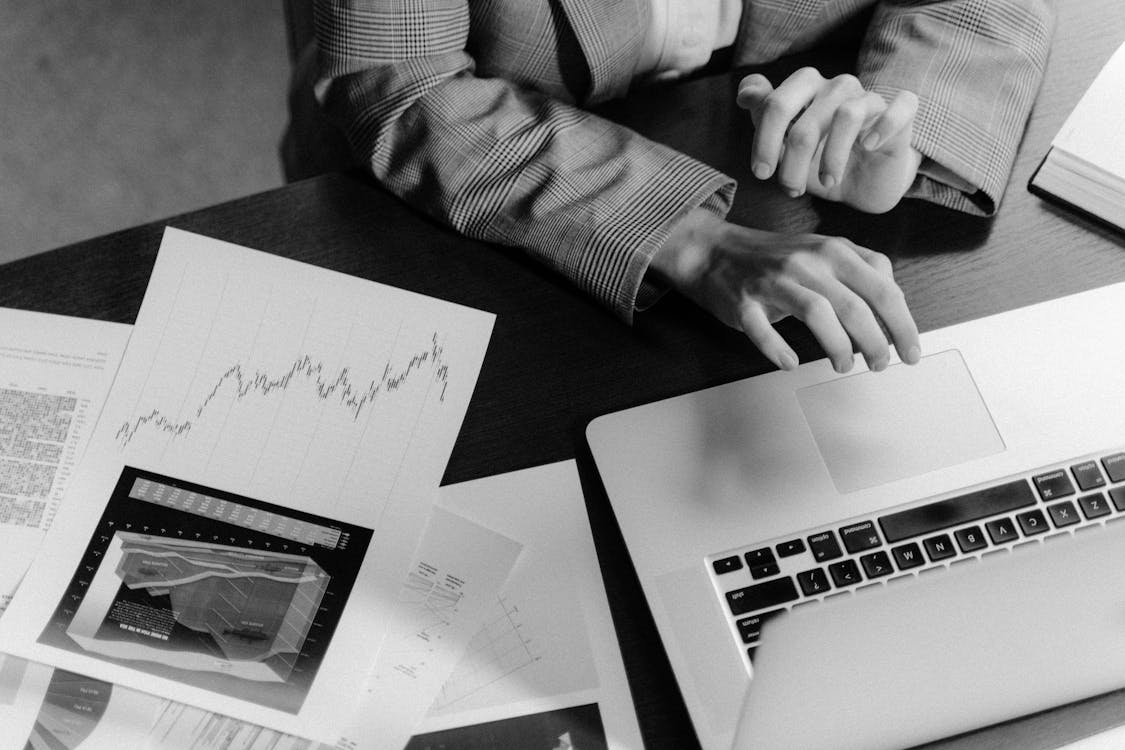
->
[[879, 479, 1037, 544]]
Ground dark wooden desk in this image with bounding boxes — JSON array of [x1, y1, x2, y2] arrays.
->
[[3, 2, 1124, 748]]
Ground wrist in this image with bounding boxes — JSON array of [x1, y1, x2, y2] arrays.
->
[[648, 208, 726, 288]]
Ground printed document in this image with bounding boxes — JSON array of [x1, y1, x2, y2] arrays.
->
[[0, 228, 495, 743], [413, 460, 644, 749], [0, 308, 130, 613]]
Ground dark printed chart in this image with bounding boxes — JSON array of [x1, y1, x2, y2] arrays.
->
[[407, 703, 608, 750], [40, 467, 373, 713]]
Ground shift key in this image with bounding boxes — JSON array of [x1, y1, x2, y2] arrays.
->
[[726, 577, 799, 617]]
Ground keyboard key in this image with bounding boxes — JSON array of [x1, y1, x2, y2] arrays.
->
[[713, 556, 743, 575], [1071, 461, 1107, 491], [1110, 487, 1125, 512], [750, 563, 781, 580], [839, 520, 881, 554], [1078, 492, 1112, 520], [1017, 509, 1049, 535], [985, 517, 1019, 544], [1047, 500, 1081, 527], [745, 547, 776, 567], [923, 534, 957, 562], [891, 542, 925, 570], [828, 559, 862, 587], [776, 539, 806, 558], [860, 550, 893, 579], [746, 547, 779, 579], [1033, 469, 1076, 500], [954, 526, 988, 553], [879, 479, 1035, 544], [808, 531, 843, 562], [726, 577, 799, 617], [1103, 453, 1125, 483], [737, 609, 783, 643], [797, 568, 831, 596]]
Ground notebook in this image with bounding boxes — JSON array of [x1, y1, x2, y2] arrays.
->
[[1029, 40, 1125, 232], [586, 281, 1125, 750]]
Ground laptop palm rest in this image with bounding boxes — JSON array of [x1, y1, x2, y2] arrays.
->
[[735, 522, 1125, 750]]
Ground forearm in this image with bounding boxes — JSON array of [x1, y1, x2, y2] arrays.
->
[[316, 11, 735, 321]]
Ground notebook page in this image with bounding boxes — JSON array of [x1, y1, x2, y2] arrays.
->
[[1053, 40, 1125, 181]]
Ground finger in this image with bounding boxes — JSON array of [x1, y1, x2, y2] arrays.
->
[[774, 278, 854, 373], [819, 91, 885, 188], [736, 74, 774, 123], [750, 67, 824, 182], [861, 89, 918, 152], [777, 74, 865, 196], [739, 300, 799, 371], [811, 277, 892, 371], [842, 244, 921, 364]]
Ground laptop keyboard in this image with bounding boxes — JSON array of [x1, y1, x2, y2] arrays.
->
[[707, 450, 1125, 667]]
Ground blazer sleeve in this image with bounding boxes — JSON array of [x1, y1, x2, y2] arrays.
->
[[312, 0, 735, 323], [856, 0, 1055, 215]]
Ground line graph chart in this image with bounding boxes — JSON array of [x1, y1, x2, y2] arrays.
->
[[430, 595, 540, 711], [115, 336, 451, 448], [102, 230, 493, 532]]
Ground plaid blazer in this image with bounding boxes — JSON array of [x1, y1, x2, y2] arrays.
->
[[314, 0, 1053, 322]]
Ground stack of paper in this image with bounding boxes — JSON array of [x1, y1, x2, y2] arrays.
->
[[0, 229, 643, 750]]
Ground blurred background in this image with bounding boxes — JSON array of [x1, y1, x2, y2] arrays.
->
[[0, 1, 291, 264]]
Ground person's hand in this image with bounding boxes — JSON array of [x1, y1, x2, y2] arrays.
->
[[649, 209, 920, 372], [736, 68, 923, 214]]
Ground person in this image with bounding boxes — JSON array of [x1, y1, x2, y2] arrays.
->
[[302, 0, 1054, 373]]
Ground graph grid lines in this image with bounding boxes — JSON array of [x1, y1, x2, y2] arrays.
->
[[432, 595, 540, 710]]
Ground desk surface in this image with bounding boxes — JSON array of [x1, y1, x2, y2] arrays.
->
[[4, 2, 1125, 748]]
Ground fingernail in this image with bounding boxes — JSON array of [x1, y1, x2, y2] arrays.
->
[[869, 354, 889, 372], [905, 345, 921, 365], [862, 132, 881, 151], [820, 173, 837, 189], [834, 356, 854, 374], [753, 161, 771, 180], [786, 187, 802, 198], [779, 352, 798, 371]]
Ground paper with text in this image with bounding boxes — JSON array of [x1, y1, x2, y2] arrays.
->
[[0, 228, 495, 743], [142, 506, 521, 750], [0, 657, 159, 750], [412, 460, 643, 749], [0, 308, 130, 614]]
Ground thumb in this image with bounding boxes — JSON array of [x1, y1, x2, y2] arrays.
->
[[736, 74, 774, 126]]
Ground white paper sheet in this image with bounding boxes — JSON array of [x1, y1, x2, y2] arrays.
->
[[1057, 724, 1125, 750], [136, 462, 642, 750], [0, 657, 160, 750], [412, 460, 644, 749], [0, 228, 495, 743], [142, 506, 522, 750], [0, 308, 131, 614]]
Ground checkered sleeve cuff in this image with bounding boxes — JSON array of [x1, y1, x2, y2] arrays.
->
[[859, 0, 1054, 216]]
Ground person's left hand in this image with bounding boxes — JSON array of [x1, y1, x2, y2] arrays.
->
[[736, 68, 923, 214]]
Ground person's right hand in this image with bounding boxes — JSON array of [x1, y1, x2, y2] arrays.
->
[[648, 209, 920, 372]]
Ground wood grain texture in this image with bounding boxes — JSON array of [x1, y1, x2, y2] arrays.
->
[[2, 2, 1124, 748]]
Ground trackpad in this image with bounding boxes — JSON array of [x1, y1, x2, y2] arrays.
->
[[796, 349, 1004, 494]]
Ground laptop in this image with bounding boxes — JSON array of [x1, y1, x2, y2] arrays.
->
[[586, 281, 1125, 750]]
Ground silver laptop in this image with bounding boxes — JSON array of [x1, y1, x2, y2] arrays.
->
[[586, 281, 1125, 750]]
